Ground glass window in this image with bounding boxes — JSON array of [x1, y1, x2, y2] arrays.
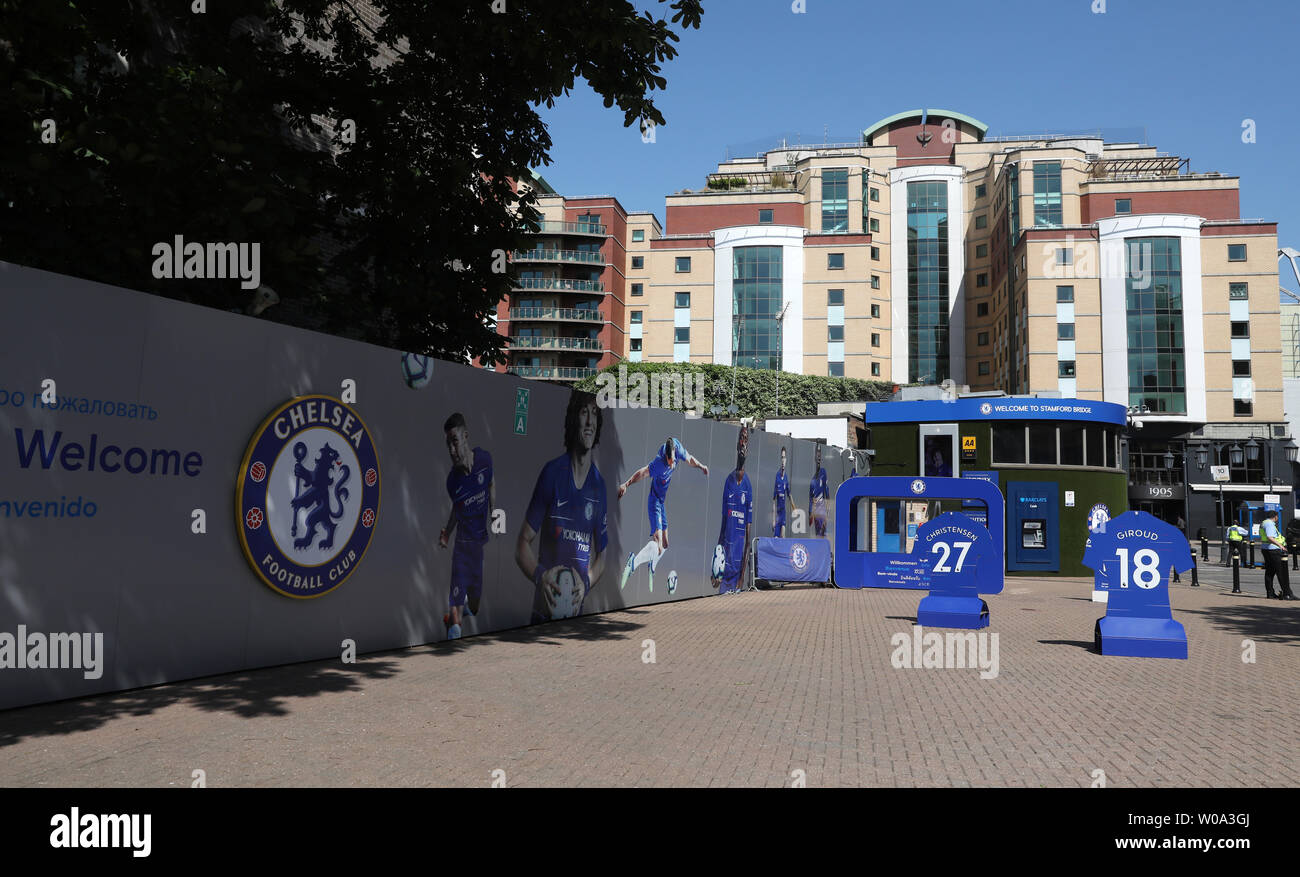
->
[[978, 332, 989, 346], [1115, 199, 1132, 215], [675, 256, 691, 273], [975, 184, 987, 199], [1233, 359, 1251, 376], [871, 362, 880, 376], [870, 304, 881, 318], [869, 187, 880, 202], [975, 214, 988, 229], [630, 338, 642, 351], [1125, 237, 1187, 415], [631, 283, 643, 296], [1060, 424, 1084, 465], [906, 180, 951, 384], [732, 247, 784, 370], [977, 273, 988, 288], [978, 361, 990, 375], [993, 424, 1026, 463], [828, 362, 845, 377], [674, 291, 690, 308], [870, 333, 880, 347], [869, 218, 880, 233], [1058, 323, 1075, 340], [674, 327, 690, 343], [631, 256, 644, 269], [977, 302, 989, 317], [821, 168, 848, 232], [1228, 244, 1247, 262], [631, 229, 645, 242], [759, 209, 773, 224], [828, 253, 845, 270], [1231, 321, 1249, 338], [976, 243, 988, 258], [1235, 399, 1253, 416], [1057, 285, 1074, 302], [1029, 424, 1056, 464], [871, 275, 881, 289], [1056, 248, 1073, 265], [1033, 161, 1063, 227], [871, 246, 881, 260], [1085, 427, 1104, 467], [828, 325, 845, 341], [828, 288, 845, 306], [630, 311, 642, 324], [1229, 282, 1249, 300], [1058, 360, 1076, 377]]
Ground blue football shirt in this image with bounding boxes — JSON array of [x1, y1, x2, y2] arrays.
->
[[445, 447, 492, 544], [720, 471, 753, 575], [525, 454, 608, 589], [809, 467, 829, 501], [773, 470, 790, 505], [1082, 511, 1193, 597]]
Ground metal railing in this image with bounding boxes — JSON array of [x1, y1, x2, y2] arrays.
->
[[510, 366, 598, 381], [509, 336, 603, 351], [530, 220, 607, 236], [508, 306, 604, 323], [511, 249, 604, 265], [513, 277, 605, 293]]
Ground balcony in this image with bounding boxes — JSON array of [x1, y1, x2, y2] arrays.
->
[[512, 277, 605, 293], [512, 248, 604, 265], [530, 220, 607, 236], [509, 336, 604, 352], [508, 306, 604, 323], [510, 366, 598, 381]]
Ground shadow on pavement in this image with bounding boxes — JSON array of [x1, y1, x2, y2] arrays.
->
[[1039, 639, 1097, 652], [0, 609, 650, 748], [1177, 602, 1300, 646]]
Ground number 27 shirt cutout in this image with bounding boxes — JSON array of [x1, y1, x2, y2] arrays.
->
[[1082, 511, 1193, 619]]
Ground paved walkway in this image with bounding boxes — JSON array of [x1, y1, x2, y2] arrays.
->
[[2, 572, 1297, 787]]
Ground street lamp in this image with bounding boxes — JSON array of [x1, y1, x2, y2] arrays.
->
[[1245, 437, 1261, 463], [1230, 444, 1245, 467], [775, 302, 790, 417], [1162, 449, 1175, 470], [1286, 440, 1299, 464], [1195, 445, 1208, 469]]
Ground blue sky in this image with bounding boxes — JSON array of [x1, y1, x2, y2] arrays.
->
[[537, 0, 1300, 284]]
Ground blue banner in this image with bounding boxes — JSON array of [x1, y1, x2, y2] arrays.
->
[[863, 398, 1126, 426], [754, 537, 832, 583]]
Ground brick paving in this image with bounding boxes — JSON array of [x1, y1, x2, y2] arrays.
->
[[1, 573, 1297, 787]]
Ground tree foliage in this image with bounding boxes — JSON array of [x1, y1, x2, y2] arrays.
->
[[0, 0, 703, 361], [573, 361, 896, 420]]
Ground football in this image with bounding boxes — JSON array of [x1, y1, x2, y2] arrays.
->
[[552, 567, 577, 620], [712, 544, 727, 579], [666, 570, 678, 595], [400, 352, 434, 389]]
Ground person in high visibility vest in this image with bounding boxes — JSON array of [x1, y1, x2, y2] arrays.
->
[[1227, 523, 1249, 578], [1260, 510, 1296, 600]]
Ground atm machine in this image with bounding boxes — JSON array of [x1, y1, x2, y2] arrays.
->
[[1005, 481, 1060, 572]]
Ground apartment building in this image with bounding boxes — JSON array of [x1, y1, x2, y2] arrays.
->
[[499, 109, 1290, 532]]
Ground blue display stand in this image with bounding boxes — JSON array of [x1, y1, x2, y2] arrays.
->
[[753, 537, 832, 584], [833, 477, 1004, 628], [1083, 511, 1193, 659], [914, 512, 996, 629]]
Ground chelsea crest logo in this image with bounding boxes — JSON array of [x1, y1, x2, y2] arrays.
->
[[237, 395, 381, 598], [910, 478, 926, 495], [789, 543, 809, 571]]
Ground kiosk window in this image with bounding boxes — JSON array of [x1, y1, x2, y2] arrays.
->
[[1029, 424, 1057, 464], [993, 424, 1026, 463], [1060, 424, 1084, 466], [1022, 520, 1046, 549]]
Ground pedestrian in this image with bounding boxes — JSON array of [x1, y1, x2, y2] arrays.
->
[[1286, 516, 1300, 570], [1259, 509, 1296, 600]]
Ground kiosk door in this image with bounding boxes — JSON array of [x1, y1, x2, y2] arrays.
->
[[1007, 481, 1059, 571], [876, 501, 902, 553]]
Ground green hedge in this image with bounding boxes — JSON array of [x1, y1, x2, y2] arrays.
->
[[574, 361, 894, 419]]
